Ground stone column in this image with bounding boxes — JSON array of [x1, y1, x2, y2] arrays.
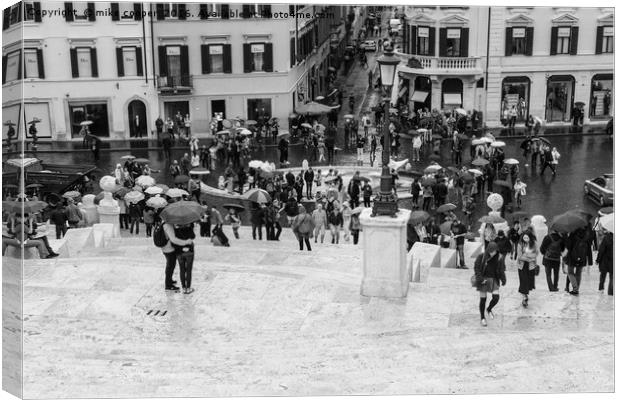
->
[[96, 176, 121, 238], [359, 208, 411, 298]]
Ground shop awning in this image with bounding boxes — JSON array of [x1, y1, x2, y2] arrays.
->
[[443, 93, 462, 105], [412, 91, 429, 102]]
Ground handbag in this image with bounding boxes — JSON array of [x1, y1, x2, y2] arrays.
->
[[471, 253, 488, 287], [534, 265, 540, 276]]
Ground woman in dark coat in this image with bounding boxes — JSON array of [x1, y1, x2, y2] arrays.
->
[[596, 231, 613, 295], [474, 242, 506, 327]]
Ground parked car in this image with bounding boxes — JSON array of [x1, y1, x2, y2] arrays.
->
[[584, 173, 614, 206], [361, 40, 377, 51]]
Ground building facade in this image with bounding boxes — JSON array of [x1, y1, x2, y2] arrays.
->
[[2, 1, 351, 141], [2, 4, 614, 142], [396, 5, 613, 126]]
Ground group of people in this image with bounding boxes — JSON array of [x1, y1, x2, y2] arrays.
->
[[473, 214, 613, 327]]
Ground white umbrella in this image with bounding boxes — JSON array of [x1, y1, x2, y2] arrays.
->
[[600, 213, 614, 233], [490, 141, 506, 148], [301, 123, 313, 129], [80, 120, 93, 126], [248, 160, 263, 169], [166, 188, 189, 198], [504, 158, 519, 165], [454, 108, 467, 116], [144, 186, 164, 195], [471, 138, 485, 145], [135, 175, 156, 187], [239, 128, 253, 136], [468, 168, 483, 176], [124, 191, 145, 204], [388, 158, 409, 171], [425, 164, 443, 173], [189, 168, 210, 176], [146, 195, 168, 209]]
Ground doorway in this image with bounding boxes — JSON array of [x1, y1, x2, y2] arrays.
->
[[545, 75, 574, 122], [128, 99, 147, 138], [211, 99, 226, 120], [164, 101, 189, 122]]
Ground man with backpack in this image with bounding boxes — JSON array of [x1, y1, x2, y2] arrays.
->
[[292, 205, 315, 251], [564, 228, 589, 295], [540, 230, 566, 292]]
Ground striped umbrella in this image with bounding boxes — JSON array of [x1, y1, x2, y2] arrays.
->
[[244, 188, 271, 204], [160, 201, 203, 225]]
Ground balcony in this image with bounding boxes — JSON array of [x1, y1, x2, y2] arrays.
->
[[156, 75, 193, 94], [395, 52, 483, 77]]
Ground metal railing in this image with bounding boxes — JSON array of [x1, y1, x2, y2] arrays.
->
[[415, 56, 480, 70], [157, 75, 193, 89]]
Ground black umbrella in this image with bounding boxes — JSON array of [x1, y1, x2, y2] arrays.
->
[[531, 137, 551, 145], [447, 166, 460, 174], [25, 183, 44, 189], [493, 180, 512, 189], [460, 173, 475, 184], [549, 212, 588, 233], [2, 200, 48, 214], [429, 154, 441, 162], [160, 201, 204, 225], [223, 203, 245, 212], [508, 211, 529, 221], [352, 176, 370, 183], [436, 203, 457, 213]]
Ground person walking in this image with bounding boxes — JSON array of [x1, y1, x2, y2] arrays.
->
[[539, 230, 565, 292], [65, 198, 83, 229], [278, 135, 289, 166], [161, 222, 185, 292], [517, 231, 538, 307], [508, 220, 521, 260], [451, 219, 468, 269], [474, 242, 506, 327], [410, 178, 422, 209], [422, 184, 433, 211], [271, 200, 283, 240], [128, 201, 141, 235], [304, 167, 315, 199], [483, 223, 497, 249], [596, 230, 613, 295], [225, 208, 241, 239], [292, 205, 315, 251], [362, 182, 373, 207], [328, 207, 344, 244], [169, 222, 195, 294], [199, 205, 211, 237], [494, 230, 512, 272], [312, 203, 328, 244], [564, 228, 589, 295], [143, 207, 155, 237], [350, 212, 362, 245], [412, 134, 422, 162], [251, 203, 266, 240], [356, 134, 366, 166], [513, 178, 527, 208]]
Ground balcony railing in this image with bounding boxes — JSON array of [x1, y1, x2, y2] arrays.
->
[[157, 75, 193, 90], [416, 56, 480, 70]]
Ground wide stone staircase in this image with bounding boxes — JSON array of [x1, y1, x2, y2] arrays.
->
[[4, 223, 614, 398]]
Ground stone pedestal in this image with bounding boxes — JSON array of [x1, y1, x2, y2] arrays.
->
[[79, 194, 99, 226], [96, 193, 121, 238], [359, 208, 411, 298]]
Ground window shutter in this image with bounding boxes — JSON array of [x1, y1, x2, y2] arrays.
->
[[221, 4, 229, 19], [201, 44, 211, 74], [136, 47, 143, 76], [439, 28, 447, 57], [262, 5, 271, 16], [34, 2, 42, 22], [116, 47, 124, 77], [64, 2, 74, 22], [402, 23, 408, 53], [70, 48, 78, 77], [133, 3, 142, 20], [505, 27, 513, 56], [550, 27, 558, 55], [460, 28, 469, 57], [158, 46, 167, 76], [111, 3, 119, 21], [156, 3, 164, 20], [525, 27, 534, 56], [595, 26, 604, 54], [569, 26, 579, 55], [243, 43, 252, 72], [87, 2, 95, 21], [428, 27, 436, 56], [180, 45, 189, 76], [2, 55, 7, 83], [223, 44, 232, 73], [410, 26, 417, 55], [200, 3, 208, 19], [3, 8, 9, 30], [17, 50, 22, 80], [37, 48, 44, 78], [290, 37, 295, 67], [178, 3, 186, 20], [242, 4, 251, 18], [263, 42, 273, 72], [90, 47, 98, 77]]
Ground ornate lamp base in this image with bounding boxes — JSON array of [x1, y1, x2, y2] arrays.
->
[[371, 191, 399, 218]]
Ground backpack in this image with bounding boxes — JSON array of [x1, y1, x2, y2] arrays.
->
[[153, 221, 168, 248], [544, 236, 563, 261], [569, 239, 589, 267], [298, 215, 313, 234]]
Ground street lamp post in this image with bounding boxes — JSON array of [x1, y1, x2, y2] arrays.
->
[[371, 45, 401, 218]]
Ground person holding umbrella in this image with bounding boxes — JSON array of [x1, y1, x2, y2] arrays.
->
[[250, 202, 266, 241], [513, 178, 527, 208], [451, 218, 468, 269], [517, 231, 538, 308]]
